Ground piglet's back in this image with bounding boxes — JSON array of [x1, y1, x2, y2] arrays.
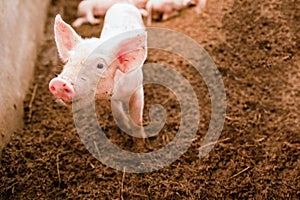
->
[[100, 3, 145, 40]]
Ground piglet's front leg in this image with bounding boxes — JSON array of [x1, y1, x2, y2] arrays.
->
[[129, 87, 146, 143], [112, 87, 146, 145], [111, 100, 131, 131]]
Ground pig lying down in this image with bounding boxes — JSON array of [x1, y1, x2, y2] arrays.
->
[[146, 0, 196, 26], [49, 3, 147, 139], [72, 0, 148, 27]]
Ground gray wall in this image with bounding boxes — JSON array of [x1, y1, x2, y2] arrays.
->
[[0, 0, 50, 156]]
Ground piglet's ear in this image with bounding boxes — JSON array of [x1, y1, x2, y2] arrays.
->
[[115, 30, 147, 74], [54, 14, 81, 62]]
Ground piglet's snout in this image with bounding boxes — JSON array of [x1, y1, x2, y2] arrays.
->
[[49, 77, 75, 103]]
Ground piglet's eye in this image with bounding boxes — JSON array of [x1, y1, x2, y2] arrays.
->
[[97, 63, 104, 69]]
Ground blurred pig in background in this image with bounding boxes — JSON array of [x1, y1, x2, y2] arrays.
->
[[72, 0, 148, 27], [146, 0, 196, 25]]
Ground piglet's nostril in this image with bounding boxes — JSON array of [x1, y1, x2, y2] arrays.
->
[[50, 86, 56, 91], [64, 88, 70, 93]]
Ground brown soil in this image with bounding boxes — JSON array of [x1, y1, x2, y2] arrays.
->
[[1, 0, 300, 199]]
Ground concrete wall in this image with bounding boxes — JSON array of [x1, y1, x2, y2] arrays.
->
[[0, 0, 50, 157]]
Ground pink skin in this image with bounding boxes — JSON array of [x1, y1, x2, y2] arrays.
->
[[49, 77, 75, 104], [50, 4, 147, 141]]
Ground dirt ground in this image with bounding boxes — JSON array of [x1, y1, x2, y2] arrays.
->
[[1, 0, 300, 199]]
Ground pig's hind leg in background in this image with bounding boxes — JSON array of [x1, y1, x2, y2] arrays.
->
[[72, 10, 101, 27]]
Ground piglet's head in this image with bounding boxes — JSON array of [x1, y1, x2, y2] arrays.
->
[[49, 14, 147, 104]]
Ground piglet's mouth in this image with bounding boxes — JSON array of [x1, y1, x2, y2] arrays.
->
[[55, 98, 72, 106]]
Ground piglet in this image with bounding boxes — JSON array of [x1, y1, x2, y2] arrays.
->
[[146, 0, 195, 26], [49, 3, 147, 140], [72, 0, 148, 27]]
